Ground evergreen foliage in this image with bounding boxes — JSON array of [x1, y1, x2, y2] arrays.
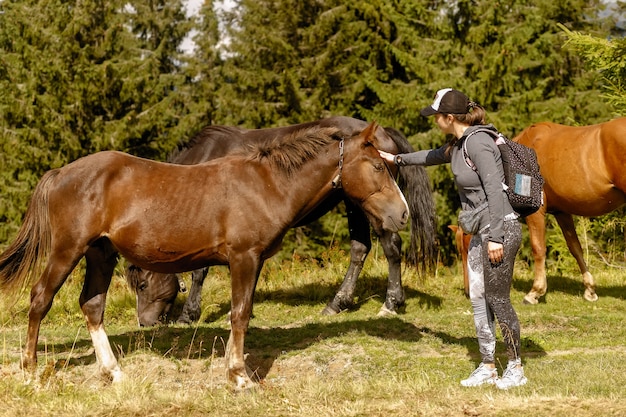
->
[[560, 22, 626, 114], [0, 0, 198, 241], [0, 0, 623, 265]]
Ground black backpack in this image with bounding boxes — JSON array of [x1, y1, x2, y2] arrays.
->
[[463, 127, 544, 217]]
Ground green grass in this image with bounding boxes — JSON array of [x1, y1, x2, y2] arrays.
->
[[2, 246, 626, 416]]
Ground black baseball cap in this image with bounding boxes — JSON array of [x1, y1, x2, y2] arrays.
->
[[420, 88, 470, 116]]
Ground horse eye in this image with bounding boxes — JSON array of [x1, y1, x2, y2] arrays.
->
[[375, 162, 385, 172], [138, 282, 148, 291]]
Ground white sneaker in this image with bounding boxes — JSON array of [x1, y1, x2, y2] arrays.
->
[[496, 360, 528, 390], [460, 363, 498, 387]]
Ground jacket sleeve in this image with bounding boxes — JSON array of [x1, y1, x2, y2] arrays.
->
[[394, 145, 450, 167]]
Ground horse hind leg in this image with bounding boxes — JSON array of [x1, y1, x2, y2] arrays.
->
[[23, 253, 82, 373], [322, 204, 371, 315], [554, 213, 598, 302], [321, 237, 368, 315], [80, 240, 123, 382], [177, 267, 209, 324], [523, 209, 549, 304], [377, 230, 404, 316]]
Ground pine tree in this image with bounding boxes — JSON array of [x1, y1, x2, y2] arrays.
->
[[176, 0, 223, 131], [182, 0, 617, 262], [0, 0, 197, 242], [560, 24, 626, 115]]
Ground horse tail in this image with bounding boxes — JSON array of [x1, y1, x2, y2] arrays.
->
[[0, 169, 58, 295], [384, 127, 438, 274]]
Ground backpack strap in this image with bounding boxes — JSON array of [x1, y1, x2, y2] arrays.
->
[[461, 127, 505, 171]]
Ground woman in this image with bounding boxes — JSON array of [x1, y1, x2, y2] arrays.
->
[[379, 88, 527, 390]]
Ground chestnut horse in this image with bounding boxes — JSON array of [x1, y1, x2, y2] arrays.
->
[[449, 118, 626, 304], [515, 117, 626, 304], [0, 122, 409, 389], [126, 117, 436, 326], [448, 225, 471, 298]]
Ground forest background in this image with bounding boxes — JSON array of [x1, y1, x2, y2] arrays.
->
[[0, 0, 625, 268]]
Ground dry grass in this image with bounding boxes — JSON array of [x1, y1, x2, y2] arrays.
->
[[2, 246, 626, 416]]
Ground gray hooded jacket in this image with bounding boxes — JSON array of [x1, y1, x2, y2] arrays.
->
[[394, 124, 515, 244]]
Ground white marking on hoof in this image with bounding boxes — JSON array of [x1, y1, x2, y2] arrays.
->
[[111, 368, 125, 383], [584, 289, 598, 302], [523, 294, 539, 305], [377, 305, 397, 317]]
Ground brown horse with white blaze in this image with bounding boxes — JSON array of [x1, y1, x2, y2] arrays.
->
[[127, 118, 437, 326], [515, 117, 626, 304], [0, 122, 408, 390]]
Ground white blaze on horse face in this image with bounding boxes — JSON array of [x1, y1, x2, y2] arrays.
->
[[393, 177, 409, 213], [89, 324, 124, 382], [358, 165, 409, 232], [379, 166, 409, 226]]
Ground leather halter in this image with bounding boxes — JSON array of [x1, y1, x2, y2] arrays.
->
[[331, 138, 344, 189]]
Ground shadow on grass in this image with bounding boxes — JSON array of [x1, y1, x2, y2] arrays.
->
[[45, 308, 546, 382], [514, 274, 626, 303], [48, 317, 422, 375], [40, 273, 551, 381], [195, 273, 444, 321]]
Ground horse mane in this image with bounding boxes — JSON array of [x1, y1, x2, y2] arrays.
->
[[124, 264, 143, 293], [167, 125, 245, 163], [168, 124, 344, 175], [248, 126, 344, 176]]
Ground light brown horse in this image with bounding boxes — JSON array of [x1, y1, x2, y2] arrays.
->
[[448, 224, 471, 298], [0, 122, 409, 390], [515, 117, 626, 304]]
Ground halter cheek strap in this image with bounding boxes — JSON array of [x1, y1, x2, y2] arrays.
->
[[332, 138, 344, 189]]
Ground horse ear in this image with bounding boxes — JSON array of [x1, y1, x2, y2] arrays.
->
[[360, 121, 380, 146]]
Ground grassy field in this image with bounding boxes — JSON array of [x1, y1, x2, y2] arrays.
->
[[1, 244, 626, 416]]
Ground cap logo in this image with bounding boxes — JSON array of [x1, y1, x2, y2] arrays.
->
[[431, 88, 453, 111]]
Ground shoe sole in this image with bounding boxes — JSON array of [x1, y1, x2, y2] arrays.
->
[[496, 377, 528, 390], [460, 378, 496, 387]]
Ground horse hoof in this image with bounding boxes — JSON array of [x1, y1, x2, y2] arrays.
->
[[523, 294, 539, 305], [111, 369, 125, 383], [233, 379, 258, 392], [584, 290, 598, 302], [377, 305, 397, 317], [321, 305, 340, 316], [230, 371, 258, 391]]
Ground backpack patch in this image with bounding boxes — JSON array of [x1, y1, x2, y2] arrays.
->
[[463, 128, 544, 217]]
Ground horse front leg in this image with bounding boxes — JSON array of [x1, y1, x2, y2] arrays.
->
[[322, 202, 370, 315], [378, 230, 404, 316], [225, 253, 262, 390], [177, 267, 209, 324], [554, 212, 598, 302], [524, 207, 548, 304], [448, 225, 471, 298]]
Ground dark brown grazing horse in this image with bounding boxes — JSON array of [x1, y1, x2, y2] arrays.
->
[[126, 117, 437, 326], [0, 122, 409, 389], [514, 117, 626, 304]]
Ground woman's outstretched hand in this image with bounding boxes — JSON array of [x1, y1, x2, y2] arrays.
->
[[378, 150, 396, 163]]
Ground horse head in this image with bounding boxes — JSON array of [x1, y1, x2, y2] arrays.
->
[[125, 265, 180, 326], [340, 121, 409, 234]]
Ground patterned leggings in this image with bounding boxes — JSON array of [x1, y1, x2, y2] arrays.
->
[[466, 219, 522, 364]]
